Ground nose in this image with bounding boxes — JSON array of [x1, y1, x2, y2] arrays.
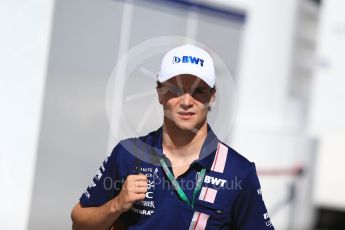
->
[[180, 93, 193, 110]]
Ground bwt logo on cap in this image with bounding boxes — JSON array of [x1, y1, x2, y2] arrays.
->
[[172, 56, 204, 67]]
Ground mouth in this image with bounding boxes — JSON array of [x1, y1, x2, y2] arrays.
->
[[177, 111, 195, 120]]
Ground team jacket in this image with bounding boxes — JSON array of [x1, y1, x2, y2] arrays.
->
[[79, 125, 274, 229]]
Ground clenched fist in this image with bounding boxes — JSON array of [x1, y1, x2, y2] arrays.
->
[[112, 174, 148, 213]]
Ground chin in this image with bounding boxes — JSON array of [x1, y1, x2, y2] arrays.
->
[[174, 120, 201, 132]]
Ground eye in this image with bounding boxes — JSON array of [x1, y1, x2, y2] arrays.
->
[[163, 86, 183, 96], [193, 88, 205, 94], [192, 88, 210, 95], [169, 87, 183, 95]]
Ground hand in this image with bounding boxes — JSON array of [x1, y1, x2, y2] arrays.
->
[[112, 174, 148, 213]]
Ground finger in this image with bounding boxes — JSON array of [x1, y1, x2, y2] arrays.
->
[[127, 174, 147, 182], [132, 181, 148, 188], [135, 174, 148, 181], [127, 184, 147, 193], [127, 192, 146, 203], [134, 193, 146, 201], [128, 179, 146, 186], [129, 185, 147, 191], [133, 186, 148, 194]]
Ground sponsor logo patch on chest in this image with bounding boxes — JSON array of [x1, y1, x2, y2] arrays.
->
[[203, 175, 227, 187]]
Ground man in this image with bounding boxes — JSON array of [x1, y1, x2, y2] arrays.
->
[[71, 44, 274, 229]]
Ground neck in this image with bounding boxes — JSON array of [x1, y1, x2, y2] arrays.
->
[[162, 120, 208, 160]]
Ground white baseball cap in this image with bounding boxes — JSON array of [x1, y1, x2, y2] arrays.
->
[[157, 44, 216, 88]]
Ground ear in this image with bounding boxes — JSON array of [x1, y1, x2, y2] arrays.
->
[[209, 89, 216, 106], [156, 86, 163, 105]]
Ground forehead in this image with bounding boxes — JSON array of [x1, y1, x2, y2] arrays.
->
[[164, 74, 209, 88]]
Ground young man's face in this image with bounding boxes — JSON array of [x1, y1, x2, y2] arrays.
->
[[157, 74, 215, 132]]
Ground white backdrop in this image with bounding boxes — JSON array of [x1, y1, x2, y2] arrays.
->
[[0, 0, 55, 229]]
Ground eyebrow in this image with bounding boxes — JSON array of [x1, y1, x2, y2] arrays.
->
[[192, 87, 209, 90]]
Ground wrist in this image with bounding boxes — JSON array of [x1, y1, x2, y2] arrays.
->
[[110, 197, 124, 214]]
